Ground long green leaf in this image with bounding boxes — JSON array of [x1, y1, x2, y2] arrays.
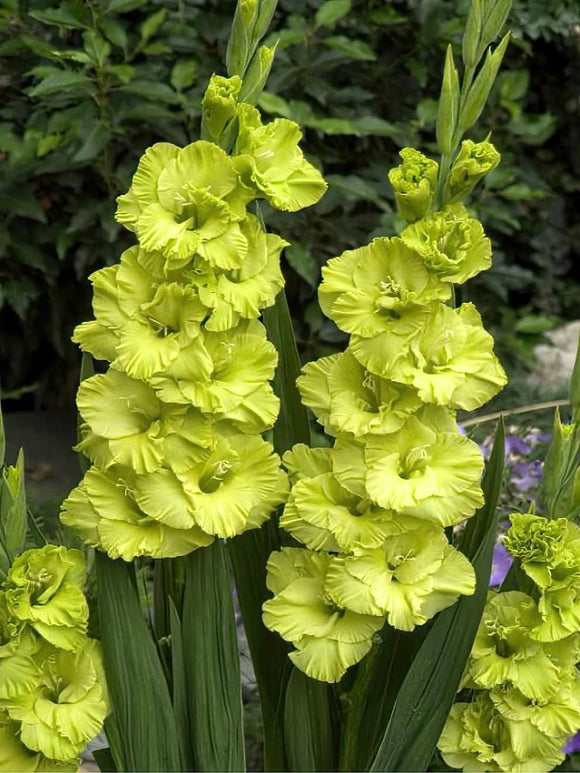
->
[[95, 553, 183, 772], [339, 626, 425, 772], [181, 541, 245, 772], [284, 668, 339, 772], [229, 523, 291, 771], [262, 289, 310, 454], [368, 419, 504, 772], [169, 597, 195, 771]]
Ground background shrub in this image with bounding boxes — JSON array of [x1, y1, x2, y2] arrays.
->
[[0, 0, 579, 407]]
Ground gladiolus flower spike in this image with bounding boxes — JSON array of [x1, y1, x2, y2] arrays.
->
[[61, 75, 327, 559], [263, 142, 507, 684]]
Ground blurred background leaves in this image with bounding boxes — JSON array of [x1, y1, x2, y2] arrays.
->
[[0, 0, 579, 408]]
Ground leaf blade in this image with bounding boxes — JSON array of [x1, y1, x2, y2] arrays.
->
[[181, 541, 245, 772], [95, 553, 183, 772]]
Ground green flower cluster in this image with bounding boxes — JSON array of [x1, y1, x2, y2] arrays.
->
[[263, 146, 506, 682], [61, 75, 326, 560], [439, 514, 580, 772], [0, 546, 107, 772]]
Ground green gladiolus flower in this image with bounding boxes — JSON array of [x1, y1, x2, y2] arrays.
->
[[505, 514, 580, 641], [262, 548, 384, 682], [505, 513, 580, 591], [76, 369, 165, 473], [3, 547, 88, 652], [325, 526, 475, 630], [387, 148, 438, 223], [333, 407, 484, 527], [111, 281, 207, 380], [0, 593, 41, 702], [0, 717, 78, 772], [352, 302, 506, 410], [72, 245, 191, 364], [0, 614, 41, 703], [201, 74, 242, 144], [233, 103, 327, 212], [116, 141, 253, 268], [280, 466, 422, 553], [439, 692, 566, 773], [465, 592, 565, 702], [60, 466, 214, 561], [400, 204, 492, 284], [318, 236, 450, 337], [491, 677, 580, 740], [151, 321, 279, 434], [535, 587, 580, 643], [63, 424, 287, 553], [192, 214, 287, 331], [4, 639, 108, 763], [282, 444, 333, 484], [169, 432, 289, 538], [446, 140, 501, 203], [297, 349, 424, 438]]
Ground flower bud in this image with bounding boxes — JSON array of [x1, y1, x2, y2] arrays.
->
[[387, 148, 438, 223], [446, 139, 500, 202]]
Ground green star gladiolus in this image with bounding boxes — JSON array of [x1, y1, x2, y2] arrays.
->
[[333, 407, 484, 527], [324, 525, 475, 630], [3, 547, 88, 652], [233, 103, 327, 212], [262, 548, 384, 682], [465, 592, 564, 702], [111, 281, 207, 381], [116, 140, 254, 268], [505, 513, 580, 641], [491, 677, 580, 740], [76, 369, 165, 473], [192, 214, 287, 331], [0, 717, 78, 772], [317, 236, 450, 338], [446, 140, 501, 203], [62, 426, 287, 555], [504, 513, 580, 591], [400, 204, 492, 284], [387, 147, 438, 223], [352, 302, 506, 410], [0, 593, 42, 701], [438, 692, 566, 773], [297, 349, 424, 438], [150, 321, 279, 433], [3, 639, 108, 763], [0, 629, 41, 704], [280, 465, 422, 553], [201, 74, 242, 144], [168, 431, 289, 538], [60, 466, 214, 561], [283, 444, 334, 483]]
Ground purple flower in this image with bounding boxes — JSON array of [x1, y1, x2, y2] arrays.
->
[[511, 460, 542, 492], [489, 542, 513, 586], [505, 434, 531, 456], [564, 731, 580, 754]]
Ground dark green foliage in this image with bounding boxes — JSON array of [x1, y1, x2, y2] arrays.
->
[[95, 553, 184, 772], [0, 0, 579, 405], [181, 542, 246, 772]]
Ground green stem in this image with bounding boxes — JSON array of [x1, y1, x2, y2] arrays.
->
[[461, 399, 570, 428]]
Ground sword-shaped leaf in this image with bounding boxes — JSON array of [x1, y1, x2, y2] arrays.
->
[[95, 553, 183, 772], [181, 541, 245, 772]]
